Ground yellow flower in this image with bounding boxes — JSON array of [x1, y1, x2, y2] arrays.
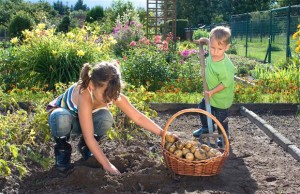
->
[[48, 29, 55, 37], [292, 32, 298, 39], [10, 37, 18, 44], [77, 50, 85, 57], [35, 29, 41, 35], [80, 29, 87, 35], [51, 50, 58, 56], [23, 38, 31, 43], [108, 36, 117, 44], [85, 26, 91, 31], [66, 32, 75, 39], [75, 35, 84, 42], [37, 23, 46, 30], [296, 46, 300, 53]]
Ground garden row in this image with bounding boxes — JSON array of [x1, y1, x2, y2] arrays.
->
[[0, 4, 299, 182]]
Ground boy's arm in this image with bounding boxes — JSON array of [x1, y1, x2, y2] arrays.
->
[[206, 83, 225, 98]]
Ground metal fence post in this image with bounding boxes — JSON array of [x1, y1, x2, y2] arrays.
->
[[286, 5, 292, 60]]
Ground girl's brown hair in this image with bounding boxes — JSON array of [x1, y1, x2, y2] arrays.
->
[[78, 61, 122, 103]]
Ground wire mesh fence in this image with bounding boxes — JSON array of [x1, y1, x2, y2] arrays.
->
[[229, 5, 300, 63]]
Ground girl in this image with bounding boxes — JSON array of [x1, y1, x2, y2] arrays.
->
[[48, 61, 165, 175]]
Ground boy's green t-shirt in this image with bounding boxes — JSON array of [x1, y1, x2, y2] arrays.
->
[[205, 54, 235, 109]]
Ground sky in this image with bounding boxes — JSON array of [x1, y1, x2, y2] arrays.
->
[[26, 0, 146, 9]]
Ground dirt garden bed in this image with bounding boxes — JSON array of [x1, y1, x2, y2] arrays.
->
[[1, 110, 300, 194]]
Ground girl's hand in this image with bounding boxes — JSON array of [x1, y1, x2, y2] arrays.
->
[[103, 162, 121, 175]]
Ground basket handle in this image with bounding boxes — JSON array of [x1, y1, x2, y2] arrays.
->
[[161, 108, 230, 154]]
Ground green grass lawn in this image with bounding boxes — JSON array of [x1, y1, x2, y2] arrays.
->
[[232, 35, 297, 63]]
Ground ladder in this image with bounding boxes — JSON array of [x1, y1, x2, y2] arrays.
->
[[146, 0, 177, 40]]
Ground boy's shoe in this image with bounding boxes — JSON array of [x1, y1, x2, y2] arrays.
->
[[193, 127, 208, 137], [54, 140, 72, 172], [217, 137, 224, 148]]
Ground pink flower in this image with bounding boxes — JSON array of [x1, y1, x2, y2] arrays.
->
[[181, 50, 190, 58], [130, 41, 137, 46], [154, 35, 162, 44], [162, 40, 168, 51], [139, 37, 150, 45]]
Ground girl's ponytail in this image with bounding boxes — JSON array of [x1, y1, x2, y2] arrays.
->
[[78, 63, 92, 93]]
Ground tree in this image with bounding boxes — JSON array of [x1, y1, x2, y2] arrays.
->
[[58, 16, 70, 32], [73, 0, 88, 11], [86, 6, 104, 23], [8, 10, 34, 38], [0, 0, 57, 27], [176, 0, 212, 27], [53, 0, 70, 15], [105, 0, 135, 24], [176, 0, 274, 26]]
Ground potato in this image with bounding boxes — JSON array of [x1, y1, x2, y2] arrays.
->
[[207, 149, 217, 158], [165, 133, 176, 143], [168, 145, 176, 153], [182, 148, 191, 156], [194, 148, 207, 160], [175, 140, 184, 150], [174, 150, 183, 158], [190, 145, 197, 153], [200, 144, 211, 152], [207, 148, 222, 158], [184, 141, 193, 149], [165, 142, 173, 150], [215, 150, 222, 156], [191, 140, 199, 146], [185, 153, 194, 161]]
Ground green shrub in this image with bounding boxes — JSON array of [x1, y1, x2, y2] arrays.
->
[[0, 87, 53, 178], [86, 6, 104, 23], [5, 23, 116, 90], [192, 29, 209, 40], [57, 16, 70, 32], [122, 35, 202, 93], [122, 43, 171, 91], [112, 10, 144, 57], [7, 11, 34, 38]]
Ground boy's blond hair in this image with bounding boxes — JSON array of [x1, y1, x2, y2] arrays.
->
[[209, 26, 231, 45]]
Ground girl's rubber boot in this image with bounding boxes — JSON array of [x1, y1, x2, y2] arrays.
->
[[54, 136, 72, 172], [78, 135, 102, 168]]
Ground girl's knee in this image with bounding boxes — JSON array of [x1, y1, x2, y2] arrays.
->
[[49, 108, 73, 137], [93, 109, 113, 136]]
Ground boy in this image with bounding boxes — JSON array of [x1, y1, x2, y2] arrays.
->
[[193, 26, 235, 145]]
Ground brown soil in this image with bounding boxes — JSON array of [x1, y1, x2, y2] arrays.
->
[[1, 111, 300, 194]]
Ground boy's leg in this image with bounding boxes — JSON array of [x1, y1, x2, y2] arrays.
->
[[78, 109, 113, 161], [213, 108, 229, 146], [193, 98, 209, 137], [49, 108, 73, 171]]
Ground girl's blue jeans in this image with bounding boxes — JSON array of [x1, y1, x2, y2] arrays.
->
[[48, 108, 113, 138], [198, 98, 229, 136]]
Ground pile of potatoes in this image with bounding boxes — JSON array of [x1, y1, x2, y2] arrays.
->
[[164, 133, 222, 161]]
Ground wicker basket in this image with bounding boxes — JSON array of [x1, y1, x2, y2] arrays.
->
[[161, 108, 230, 176]]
